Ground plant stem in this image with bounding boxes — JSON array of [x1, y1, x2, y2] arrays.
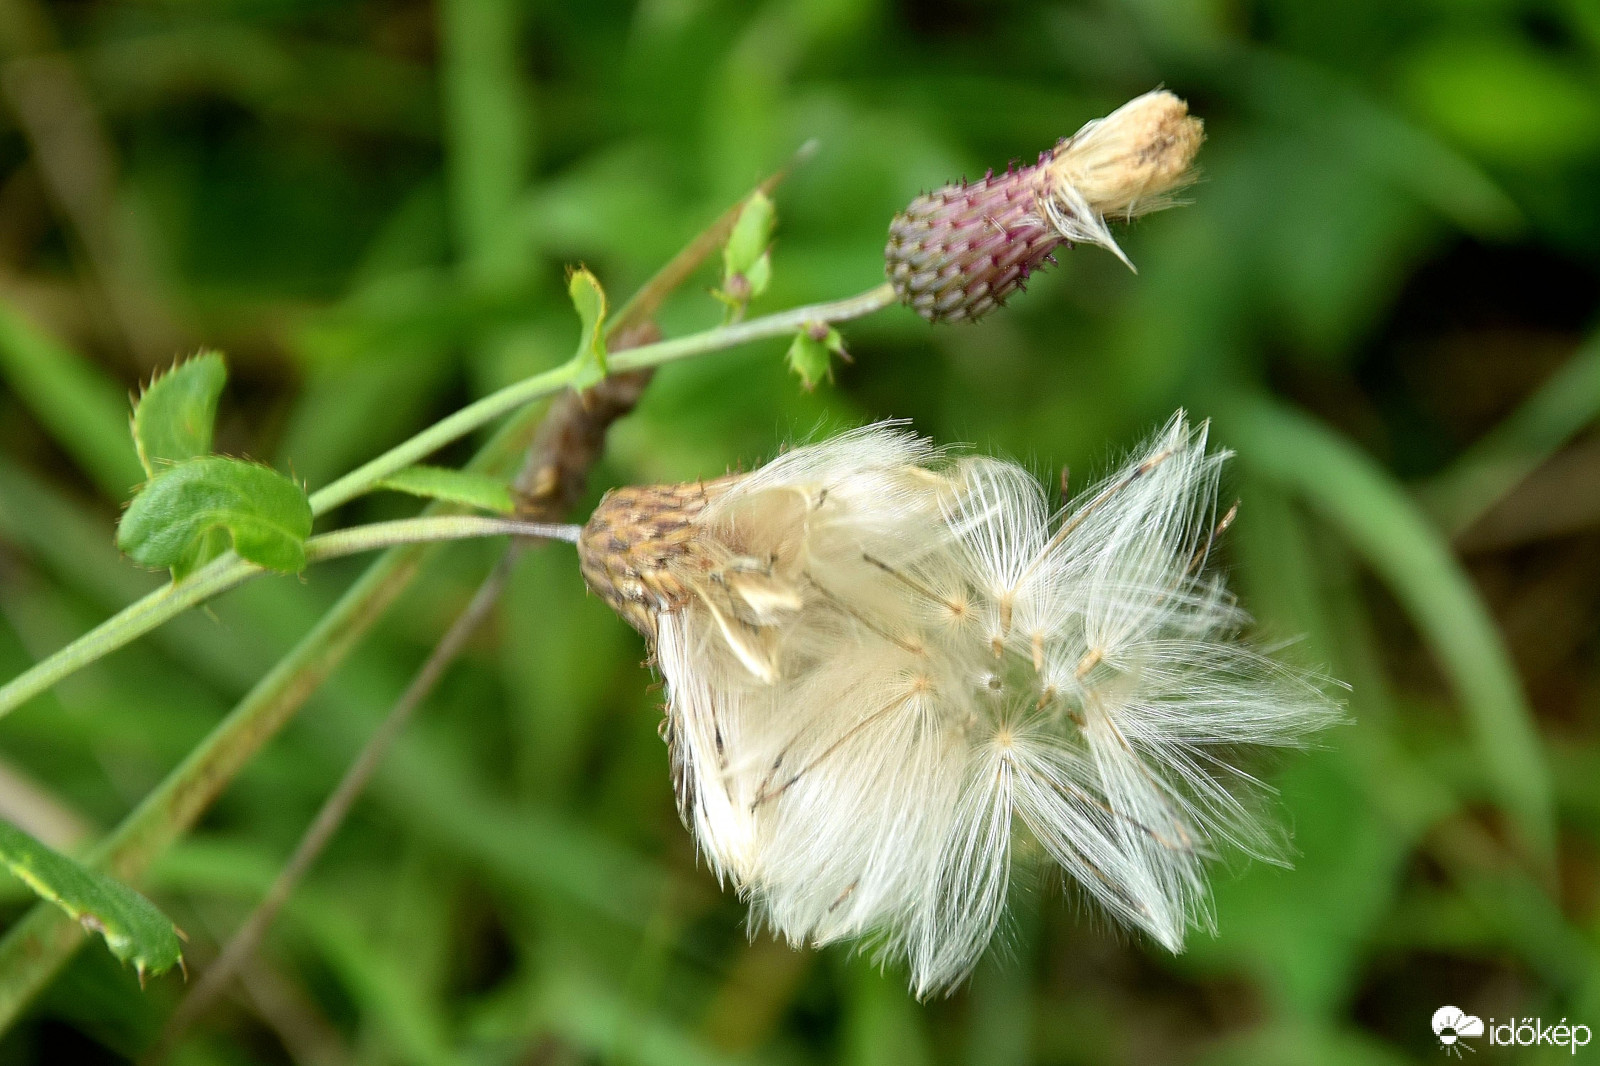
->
[[151, 551, 519, 1057], [0, 517, 576, 720], [0, 406, 550, 1029], [304, 516, 580, 559], [0, 282, 899, 724], [0, 552, 255, 717], [307, 282, 897, 516]]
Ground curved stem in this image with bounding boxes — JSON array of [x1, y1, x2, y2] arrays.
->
[[305, 515, 580, 560], [0, 553, 255, 716], [307, 282, 897, 515], [0, 282, 900, 722], [0, 518, 578, 720]]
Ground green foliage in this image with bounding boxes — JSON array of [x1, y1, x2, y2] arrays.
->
[[1402, 36, 1600, 165], [566, 266, 609, 390], [714, 191, 775, 317], [0, 822, 182, 981], [0, 306, 144, 499], [117, 458, 313, 578], [1224, 396, 1555, 862], [374, 464, 516, 513], [130, 353, 228, 478]]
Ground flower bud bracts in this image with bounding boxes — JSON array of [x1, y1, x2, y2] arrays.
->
[[577, 478, 735, 638], [886, 90, 1205, 323]]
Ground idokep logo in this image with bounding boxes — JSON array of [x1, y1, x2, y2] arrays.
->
[[1433, 1006, 1594, 1056], [1433, 1007, 1484, 1056]]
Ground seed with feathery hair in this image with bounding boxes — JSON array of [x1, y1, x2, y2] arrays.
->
[[578, 416, 1338, 995]]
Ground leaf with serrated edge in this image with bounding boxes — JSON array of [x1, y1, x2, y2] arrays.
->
[[0, 820, 182, 981], [566, 268, 609, 391], [131, 352, 227, 478], [376, 465, 515, 513], [118, 457, 313, 578]]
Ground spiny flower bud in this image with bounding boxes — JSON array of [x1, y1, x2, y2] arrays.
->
[[886, 90, 1204, 323], [578, 419, 1336, 994]]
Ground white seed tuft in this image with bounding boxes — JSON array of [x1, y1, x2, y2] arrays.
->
[[583, 414, 1339, 995]]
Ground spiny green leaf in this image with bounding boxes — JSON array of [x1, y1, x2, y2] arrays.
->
[[566, 267, 609, 391], [0, 820, 182, 981], [131, 352, 228, 478], [118, 457, 313, 578], [786, 324, 848, 390], [375, 465, 515, 514]]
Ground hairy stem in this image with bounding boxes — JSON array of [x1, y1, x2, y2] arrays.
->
[[304, 515, 580, 559]]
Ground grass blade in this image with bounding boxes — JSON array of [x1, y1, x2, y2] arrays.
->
[[0, 304, 143, 499], [1222, 395, 1554, 864], [1421, 329, 1600, 535]]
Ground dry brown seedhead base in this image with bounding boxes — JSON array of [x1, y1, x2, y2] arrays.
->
[[577, 476, 738, 637]]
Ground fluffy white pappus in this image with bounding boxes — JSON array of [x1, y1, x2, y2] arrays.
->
[[641, 415, 1339, 995]]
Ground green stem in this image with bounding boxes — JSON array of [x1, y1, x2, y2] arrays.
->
[[0, 553, 255, 717], [308, 282, 896, 515], [0, 517, 577, 720], [304, 515, 581, 559], [0, 283, 900, 723], [0, 540, 431, 1027], [0, 165, 852, 1028]]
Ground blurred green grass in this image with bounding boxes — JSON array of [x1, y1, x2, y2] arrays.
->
[[1, 0, 1598, 1062]]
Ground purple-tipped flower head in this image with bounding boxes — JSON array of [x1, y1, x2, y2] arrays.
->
[[886, 90, 1205, 323]]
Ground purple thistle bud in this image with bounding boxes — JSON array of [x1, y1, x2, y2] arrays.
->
[[886, 90, 1205, 324]]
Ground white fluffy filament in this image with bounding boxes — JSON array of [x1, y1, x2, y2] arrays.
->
[[650, 415, 1338, 995]]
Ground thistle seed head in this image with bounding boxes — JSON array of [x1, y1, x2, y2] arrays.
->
[[885, 90, 1205, 323], [579, 418, 1336, 994]]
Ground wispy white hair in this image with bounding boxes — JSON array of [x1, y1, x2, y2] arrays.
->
[[594, 414, 1338, 994]]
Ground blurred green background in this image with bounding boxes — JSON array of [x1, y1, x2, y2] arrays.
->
[[1, 0, 1598, 1062]]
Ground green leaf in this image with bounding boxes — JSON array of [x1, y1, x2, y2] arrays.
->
[[723, 191, 775, 280], [118, 457, 314, 578], [714, 193, 777, 317], [375, 465, 515, 514], [131, 352, 228, 478], [566, 267, 609, 391], [0, 820, 182, 982], [743, 250, 772, 299]]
